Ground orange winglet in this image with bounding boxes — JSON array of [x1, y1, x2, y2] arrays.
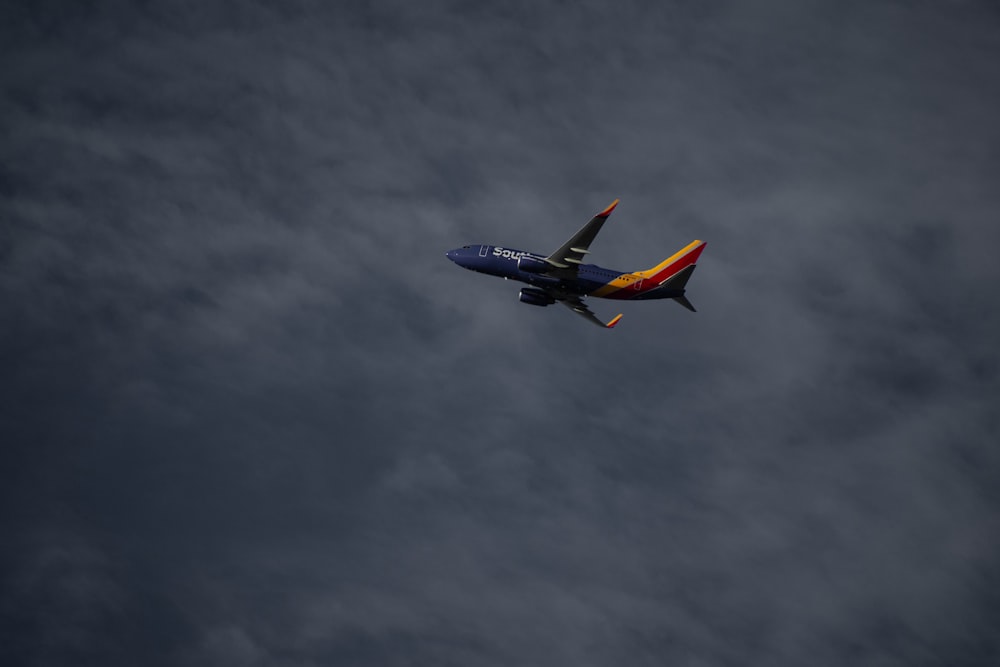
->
[[606, 313, 624, 328], [598, 199, 620, 218]]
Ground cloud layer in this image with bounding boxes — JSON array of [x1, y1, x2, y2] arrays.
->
[[2, 1, 999, 665]]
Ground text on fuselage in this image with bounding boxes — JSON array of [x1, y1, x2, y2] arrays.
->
[[493, 247, 530, 261]]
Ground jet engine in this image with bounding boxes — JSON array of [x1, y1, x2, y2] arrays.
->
[[519, 288, 555, 307], [516, 255, 551, 274]]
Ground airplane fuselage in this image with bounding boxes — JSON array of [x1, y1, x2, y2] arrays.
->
[[445, 244, 680, 301]]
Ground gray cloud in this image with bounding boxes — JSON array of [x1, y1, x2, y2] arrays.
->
[[2, 1, 999, 665]]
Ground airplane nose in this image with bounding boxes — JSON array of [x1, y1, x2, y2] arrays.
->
[[445, 249, 457, 262]]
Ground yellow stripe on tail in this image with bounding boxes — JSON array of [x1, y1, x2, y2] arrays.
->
[[635, 240, 706, 284]]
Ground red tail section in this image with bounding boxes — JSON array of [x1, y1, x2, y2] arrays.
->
[[635, 240, 706, 284]]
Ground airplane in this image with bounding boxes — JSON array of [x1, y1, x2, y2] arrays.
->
[[445, 199, 706, 328]]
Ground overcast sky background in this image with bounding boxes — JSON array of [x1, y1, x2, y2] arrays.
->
[[2, 1, 999, 665]]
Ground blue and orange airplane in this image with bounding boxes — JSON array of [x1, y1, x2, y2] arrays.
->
[[446, 199, 706, 328]]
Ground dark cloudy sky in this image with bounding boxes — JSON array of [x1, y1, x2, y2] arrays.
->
[[2, 1, 999, 665]]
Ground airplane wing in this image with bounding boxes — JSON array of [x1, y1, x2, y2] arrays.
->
[[559, 296, 623, 329], [544, 199, 620, 271]]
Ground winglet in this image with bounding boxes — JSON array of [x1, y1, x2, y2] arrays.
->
[[606, 313, 624, 328], [598, 199, 620, 218]]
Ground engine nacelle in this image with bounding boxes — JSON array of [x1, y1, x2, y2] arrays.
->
[[519, 288, 555, 307], [517, 255, 551, 274]]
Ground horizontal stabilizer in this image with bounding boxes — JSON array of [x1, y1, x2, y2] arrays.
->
[[673, 295, 696, 312]]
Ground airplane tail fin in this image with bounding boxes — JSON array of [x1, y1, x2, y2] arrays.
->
[[635, 240, 706, 311], [659, 264, 696, 290], [635, 240, 706, 284]]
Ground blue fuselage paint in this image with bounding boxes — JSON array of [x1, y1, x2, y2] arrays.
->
[[445, 244, 645, 298]]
